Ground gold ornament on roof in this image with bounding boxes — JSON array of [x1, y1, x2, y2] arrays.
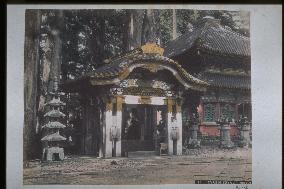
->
[[141, 43, 164, 55]]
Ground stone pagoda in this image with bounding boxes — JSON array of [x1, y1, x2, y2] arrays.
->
[[41, 77, 67, 161]]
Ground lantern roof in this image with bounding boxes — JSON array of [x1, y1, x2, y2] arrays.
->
[[46, 97, 66, 107], [41, 131, 67, 142], [42, 121, 66, 129], [44, 109, 66, 118]]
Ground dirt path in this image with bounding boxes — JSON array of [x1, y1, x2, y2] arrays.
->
[[23, 147, 252, 185]]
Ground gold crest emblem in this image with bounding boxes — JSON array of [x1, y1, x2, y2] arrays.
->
[[141, 43, 164, 55]]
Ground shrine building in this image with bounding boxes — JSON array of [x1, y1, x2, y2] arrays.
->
[[63, 17, 251, 158]]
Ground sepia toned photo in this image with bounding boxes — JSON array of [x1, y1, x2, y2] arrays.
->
[[23, 8, 253, 185]]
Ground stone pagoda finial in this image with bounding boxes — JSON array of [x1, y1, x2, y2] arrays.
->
[[53, 76, 59, 92]]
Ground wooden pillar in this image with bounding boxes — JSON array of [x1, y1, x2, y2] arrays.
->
[[235, 103, 239, 121], [115, 96, 124, 157], [104, 99, 113, 158], [141, 106, 146, 141], [98, 106, 104, 158], [167, 98, 173, 155], [216, 102, 221, 121], [176, 103, 183, 155], [200, 101, 204, 123]]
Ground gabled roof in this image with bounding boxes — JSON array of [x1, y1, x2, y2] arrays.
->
[[198, 69, 251, 90], [164, 18, 250, 58], [63, 43, 209, 92]]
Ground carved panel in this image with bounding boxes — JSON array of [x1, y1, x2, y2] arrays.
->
[[138, 96, 152, 104], [116, 96, 124, 111], [141, 43, 164, 55], [106, 101, 113, 112], [141, 64, 161, 73], [167, 99, 173, 113]]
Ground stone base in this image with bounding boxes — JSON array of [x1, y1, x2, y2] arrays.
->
[[43, 147, 64, 161], [220, 140, 234, 149], [188, 139, 201, 149], [238, 139, 252, 148]]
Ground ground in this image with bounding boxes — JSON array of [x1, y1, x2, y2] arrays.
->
[[23, 147, 252, 185]]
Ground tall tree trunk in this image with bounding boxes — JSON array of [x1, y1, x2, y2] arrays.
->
[[24, 9, 41, 165], [142, 9, 158, 45], [39, 10, 64, 110], [51, 10, 64, 84], [172, 9, 177, 40], [92, 10, 106, 67], [128, 10, 145, 50], [122, 10, 131, 52]]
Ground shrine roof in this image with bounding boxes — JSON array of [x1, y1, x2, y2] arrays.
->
[[41, 132, 67, 142], [198, 70, 251, 90], [164, 18, 250, 58], [63, 43, 209, 92]]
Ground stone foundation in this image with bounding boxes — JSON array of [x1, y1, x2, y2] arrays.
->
[[43, 147, 64, 161]]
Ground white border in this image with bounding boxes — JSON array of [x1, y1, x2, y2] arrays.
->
[[7, 4, 282, 189]]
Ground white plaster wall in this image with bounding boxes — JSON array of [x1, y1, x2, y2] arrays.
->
[[124, 95, 166, 105], [105, 110, 113, 158], [151, 97, 166, 105], [116, 111, 122, 157], [176, 112, 183, 155], [124, 95, 140, 104], [167, 112, 173, 155]]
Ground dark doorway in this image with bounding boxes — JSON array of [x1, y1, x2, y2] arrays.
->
[[121, 104, 166, 155], [52, 153, 60, 161]]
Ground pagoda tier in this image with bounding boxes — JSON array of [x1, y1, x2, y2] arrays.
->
[[41, 131, 67, 142], [44, 109, 66, 118], [46, 97, 66, 107], [49, 91, 65, 96], [42, 121, 66, 129]]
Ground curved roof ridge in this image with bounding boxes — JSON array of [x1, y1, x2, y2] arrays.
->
[[216, 24, 250, 40], [63, 50, 209, 92], [164, 19, 250, 58]]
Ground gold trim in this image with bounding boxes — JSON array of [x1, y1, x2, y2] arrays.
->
[[167, 98, 173, 113], [118, 69, 130, 80], [141, 43, 164, 55], [116, 96, 124, 111], [141, 64, 161, 73], [176, 104, 182, 113], [138, 96, 152, 104], [106, 101, 113, 112]]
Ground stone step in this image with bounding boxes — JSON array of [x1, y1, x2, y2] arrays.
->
[[128, 151, 157, 157]]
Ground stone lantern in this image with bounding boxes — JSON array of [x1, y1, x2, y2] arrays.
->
[[237, 116, 251, 147], [110, 126, 121, 157], [170, 126, 180, 155], [217, 117, 234, 149], [188, 113, 201, 148], [41, 77, 67, 161]]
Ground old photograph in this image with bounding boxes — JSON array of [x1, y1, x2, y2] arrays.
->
[[22, 8, 253, 185]]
